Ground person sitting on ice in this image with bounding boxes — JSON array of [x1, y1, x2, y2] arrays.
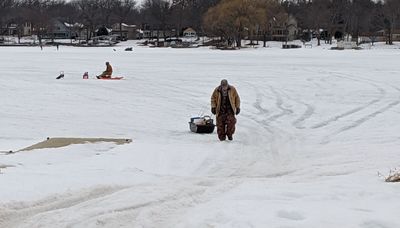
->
[[97, 62, 113, 79]]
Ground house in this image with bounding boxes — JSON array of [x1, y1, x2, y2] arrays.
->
[[377, 29, 400, 42], [141, 29, 174, 39], [111, 23, 138, 40], [285, 15, 298, 41], [0, 24, 18, 36], [269, 14, 299, 42], [183, 27, 196, 37], [50, 20, 73, 39], [23, 22, 33, 36], [389, 29, 400, 41], [64, 22, 86, 39], [42, 20, 88, 40]]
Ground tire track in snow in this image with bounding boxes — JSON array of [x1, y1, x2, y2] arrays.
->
[[245, 81, 315, 130], [0, 186, 128, 228], [322, 99, 400, 144], [337, 100, 400, 133], [319, 73, 400, 143], [270, 86, 315, 129], [1, 179, 243, 228], [124, 179, 242, 228], [253, 88, 270, 115], [292, 102, 315, 129], [266, 86, 294, 122], [227, 82, 302, 178], [311, 73, 387, 129]]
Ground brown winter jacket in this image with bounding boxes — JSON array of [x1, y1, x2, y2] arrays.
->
[[105, 64, 113, 75], [211, 85, 240, 116]]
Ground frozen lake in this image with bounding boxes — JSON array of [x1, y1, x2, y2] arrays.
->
[[1, 41, 400, 227]]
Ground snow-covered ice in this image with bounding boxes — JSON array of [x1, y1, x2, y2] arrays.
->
[[1, 41, 400, 227]]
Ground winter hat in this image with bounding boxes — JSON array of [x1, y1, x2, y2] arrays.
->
[[221, 79, 228, 86]]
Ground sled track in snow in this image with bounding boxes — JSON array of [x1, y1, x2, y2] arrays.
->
[[266, 86, 294, 122], [336, 100, 400, 133], [244, 81, 315, 131], [253, 88, 270, 115], [242, 72, 400, 145], [318, 72, 400, 142], [0, 179, 244, 228], [0, 186, 128, 228], [268, 85, 315, 129], [292, 102, 315, 129], [311, 72, 387, 129], [231, 82, 305, 178]]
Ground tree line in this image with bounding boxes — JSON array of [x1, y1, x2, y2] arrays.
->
[[284, 0, 400, 45], [1, 0, 400, 46]]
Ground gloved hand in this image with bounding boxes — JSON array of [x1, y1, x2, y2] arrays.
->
[[236, 108, 240, 115], [211, 107, 216, 115]]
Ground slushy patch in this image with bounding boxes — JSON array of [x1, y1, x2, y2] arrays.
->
[[19, 138, 132, 152]]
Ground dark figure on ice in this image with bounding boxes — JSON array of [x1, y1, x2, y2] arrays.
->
[[97, 62, 113, 79], [56, 71, 64, 79], [211, 79, 240, 141]]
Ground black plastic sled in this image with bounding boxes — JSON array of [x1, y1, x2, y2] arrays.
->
[[189, 115, 215, 134]]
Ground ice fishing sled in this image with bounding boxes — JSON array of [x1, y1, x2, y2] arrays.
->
[[189, 115, 215, 134], [97, 76, 124, 80]]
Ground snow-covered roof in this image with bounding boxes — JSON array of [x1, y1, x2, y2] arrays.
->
[[121, 23, 137, 28], [64, 22, 84, 28], [183, 27, 196, 33]]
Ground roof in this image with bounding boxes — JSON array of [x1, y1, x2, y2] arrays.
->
[[121, 23, 137, 28], [64, 22, 84, 28], [183, 27, 196, 33]]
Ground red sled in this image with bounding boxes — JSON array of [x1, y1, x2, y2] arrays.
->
[[97, 76, 124, 80]]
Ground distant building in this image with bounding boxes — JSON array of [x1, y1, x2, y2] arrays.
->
[[64, 22, 86, 39], [1, 24, 18, 36], [42, 20, 86, 39], [49, 20, 72, 39], [183, 27, 196, 37], [23, 22, 32, 36], [141, 29, 174, 39], [269, 14, 299, 42], [378, 29, 400, 42], [111, 23, 139, 40]]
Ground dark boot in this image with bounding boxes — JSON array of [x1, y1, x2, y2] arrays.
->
[[228, 135, 233, 141]]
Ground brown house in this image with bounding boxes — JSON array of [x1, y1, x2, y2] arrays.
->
[[111, 23, 138, 40]]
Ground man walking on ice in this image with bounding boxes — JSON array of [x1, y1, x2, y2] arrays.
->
[[211, 79, 241, 141]]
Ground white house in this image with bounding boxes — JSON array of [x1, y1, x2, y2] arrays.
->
[[183, 27, 196, 37]]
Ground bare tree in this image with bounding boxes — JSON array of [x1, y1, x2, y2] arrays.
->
[[19, 0, 55, 45], [0, 0, 16, 36], [113, 0, 137, 39], [99, 0, 117, 26], [72, 0, 102, 41], [168, 0, 220, 37], [142, 0, 172, 44], [369, 1, 385, 45], [384, 0, 400, 44], [347, 0, 375, 45], [204, 0, 271, 48], [304, 0, 330, 45]]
